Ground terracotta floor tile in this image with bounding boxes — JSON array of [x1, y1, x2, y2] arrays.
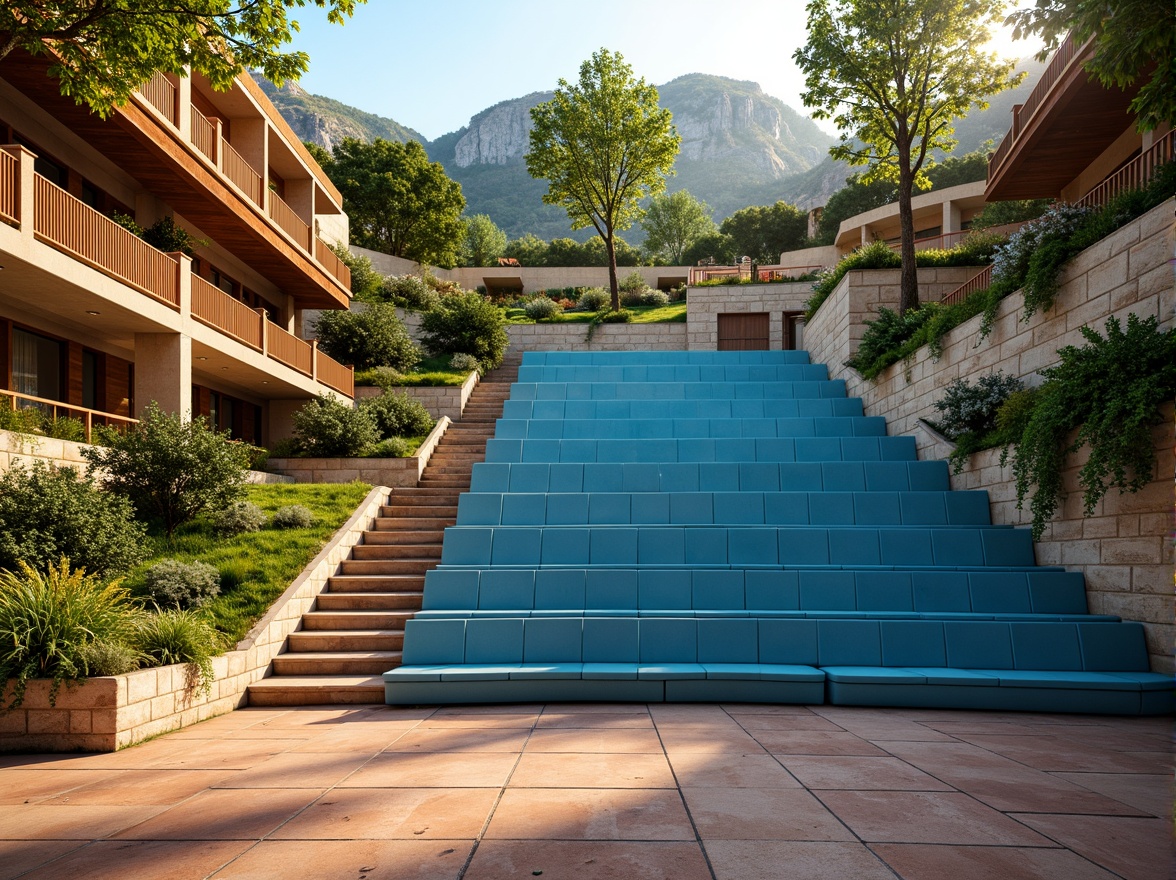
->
[[535, 712, 655, 729], [718, 704, 819, 715], [509, 752, 675, 788], [729, 714, 844, 731], [464, 840, 712, 879], [13, 839, 251, 880], [0, 840, 88, 879], [667, 753, 800, 788], [43, 769, 233, 805], [270, 788, 497, 840], [208, 839, 473, 879], [287, 726, 417, 754], [485, 788, 694, 840], [782, 756, 952, 791], [382, 728, 531, 753], [656, 730, 767, 754], [145, 740, 295, 771], [682, 787, 853, 841], [249, 707, 388, 728], [1015, 814, 1172, 880], [0, 805, 163, 839], [210, 752, 371, 789], [540, 703, 650, 715], [706, 840, 897, 880], [1052, 772, 1172, 818], [0, 769, 120, 804], [421, 714, 540, 729], [340, 751, 518, 788], [431, 705, 539, 716], [817, 791, 1053, 845], [953, 734, 1166, 773], [112, 788, 323, 840], [524, 728, 664, 754], [871, 843, 1120, 880], [754, 730, 889, 756]]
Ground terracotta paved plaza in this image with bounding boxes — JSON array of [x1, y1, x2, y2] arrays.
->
[[0, 703, 1170, 879]]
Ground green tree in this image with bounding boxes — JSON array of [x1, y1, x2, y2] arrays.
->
[[314, 302, 419, 371], [641, 190, 718, 264], [502, 233, 549, 267], [681, 231, 736, 267], [419, 291, 509, 371], [323, 138, 465, 267], [527, 49, 680, 309], [462, 214, 508, 267], [1006, 0, 1173, 131], [0, 1, 362, 118], [925, 148, 991, 190], [794, 0, 1022, 313], [720, 201, 809, 264], [328, 242, 382, 299]]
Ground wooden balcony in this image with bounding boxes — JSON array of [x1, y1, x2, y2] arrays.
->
[[315, 236, 352, 291], [1076, 130, 1174, 209], [139, 72, 178, 127], [0, 389, 137, 443], [0, 149, 16, 225], [689, 263, 825, 285], [269, 191, 311, 250], [221, 139, 264, 206]]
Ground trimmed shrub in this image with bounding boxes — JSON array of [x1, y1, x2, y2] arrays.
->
[[368, 437, 411, 458], [210, 501, 267, 536], [82, 403, 251, 538], [419, 291, 509, 371], [618, 271, 647, 294], [360, 391, 434, 438], [0, 462, 148, 577], [932, 372, 1024, 441], [353, 366, 405, 389], [845, 306, 937, 375], [291, 395, 378, 457], [0, 559, 140, 708], [448, 353, 480, 373], [577, 288, 611, 311], [142, 559, 222, 610], [314, 302, 420, 371], [523, 296, 560, 320], [377, 274, 440, 311], [136, 609, 219, 696], [271, 505, 314, 529]]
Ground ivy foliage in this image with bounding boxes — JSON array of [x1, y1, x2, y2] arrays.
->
[[928, 372, 1024, 474], [1007, 314, 1176, 540]]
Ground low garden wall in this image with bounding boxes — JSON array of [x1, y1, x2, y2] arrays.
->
[[267, 416, 450, 486], [804, 198, 1175, 672], [685, 282, 820, 349], [354, 370, 478, 421], [506, 322, 687, 351], [0, 485, 389, 751]]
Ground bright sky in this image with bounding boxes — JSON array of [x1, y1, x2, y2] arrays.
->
[[287, 1, 1041, 142]]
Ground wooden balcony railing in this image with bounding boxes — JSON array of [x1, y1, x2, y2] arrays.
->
[[191, 276, 264, 349], [0, 149, 16, 225], [139, 72, 178, 127], [314, 347, 355, 396], [190, 106, 217, 162], [221, 138, 263, 205], [315, 237, 352, 290], [269, 191, 311, 250], [34, 175, 180, 308], [689, 263, 825, 285], [266, 322, 313, 374], [1077, 130, 1175, 209], [940, 265, 992, 307], [0, 389, 137, 443]]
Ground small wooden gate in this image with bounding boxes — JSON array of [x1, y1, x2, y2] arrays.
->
[[717, 312, 769, 350]]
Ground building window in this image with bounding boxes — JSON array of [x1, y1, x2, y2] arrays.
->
[[12, 328, 63, 401], [82, 350, 98, 409]]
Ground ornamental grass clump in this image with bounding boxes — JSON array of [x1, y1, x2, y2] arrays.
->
[[136, 609, 219, 696]]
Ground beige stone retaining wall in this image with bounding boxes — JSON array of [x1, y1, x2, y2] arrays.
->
[[354, 370, 478, 421], [685, 282, 817, 350], [267, 416, 450, 486], [0, 485, 390, 751], [805, 199, 1175, 672], [506, 322, 687, 352]]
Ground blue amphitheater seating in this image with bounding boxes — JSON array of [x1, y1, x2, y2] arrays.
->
[[386, 350, 1172, 713]]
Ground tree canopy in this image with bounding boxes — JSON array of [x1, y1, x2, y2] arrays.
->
[[794, 0, 1022, 313], [1006, 0, 1173, 132], [526, 48, 680, 308], [720, 201, 809, 264], [641, 190, 718, 265], [502, 234, 643, 268], [318, 137, 465, 267], [462, 214, 508, 267], [0, 1, 362, 118]]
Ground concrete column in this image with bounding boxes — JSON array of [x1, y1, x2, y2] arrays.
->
[[942, 200, 961, 238], [134, 332, 191, 419], [8, 145, 36, 240], [860, 224, 872, 247]]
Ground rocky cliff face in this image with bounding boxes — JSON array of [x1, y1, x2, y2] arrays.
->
[[255, 76, 424, 151], [452, 92, 551, 167]]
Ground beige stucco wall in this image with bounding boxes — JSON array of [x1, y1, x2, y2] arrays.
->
[[805, 198, 1175, 672]]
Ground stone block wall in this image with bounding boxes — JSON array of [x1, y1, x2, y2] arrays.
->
[[685, 282, 815, 350], [355, 370, 478, 421], [1, 486, 389, 751], [506, 322, 687, 352], [804, 199, 1175, 671]]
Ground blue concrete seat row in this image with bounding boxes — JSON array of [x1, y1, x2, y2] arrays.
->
[[510, 380, 847, 401], [470, 461, 951, 494], [385, 617, 1169, 713], [493, 416, 887, 440], [522, 351, 812, 365], [515, 364, 830, 383], [485, 436, 918, 464], [501, 398, 865, 421], [418, 568, 1093, 616], [438, 525, 1035, 568], [456, 490, 992, 527]]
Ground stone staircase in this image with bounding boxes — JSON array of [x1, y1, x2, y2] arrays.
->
[[247, 353, 522, 705]]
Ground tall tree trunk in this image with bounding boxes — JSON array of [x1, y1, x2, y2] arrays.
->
[[897, 146, 919, 315], [605, 231, 620, 311]]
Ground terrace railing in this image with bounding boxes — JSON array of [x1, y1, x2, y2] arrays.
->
[[139, 72, 178, 127], [268, 191, 311, 250], [191, 276, 264, 350], [190, 106, 218, 163], [0, 389, 137, 443], [221, 138, 264, 206], [314, 346, 355, 396], [315, 237, 352, 290], [0, 149, 16, 225], [1077, 130, 1175, 209], [267, 322, 314, 375]]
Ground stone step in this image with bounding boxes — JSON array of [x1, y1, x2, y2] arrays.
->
[[340, 558, 436, 575], [352, 544, 442, 560], [418, 480, 471, 489], [372, 516, 453, 531], [381, 504, 458, 517], [315, 592, 423, 611], [301, 609, 415, 630], [287, 630, 404, 652], [271, 652, 402, 676], [246, 675, 385, 706], [362, 529, 443, 544], [328, 574, 424, 592], [387, 487, 464, 498]]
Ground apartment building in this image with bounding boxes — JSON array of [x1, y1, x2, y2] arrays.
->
[[0, 47, 356, 446]]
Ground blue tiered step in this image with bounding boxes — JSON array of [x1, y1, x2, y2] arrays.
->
[[385, 350, 1171, 714]]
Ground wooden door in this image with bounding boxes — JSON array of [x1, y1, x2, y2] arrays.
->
[[717, 312, 769, 350]]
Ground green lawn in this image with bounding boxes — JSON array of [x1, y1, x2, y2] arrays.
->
[[124, 482, 373, 648], [505, 301, 687, 324]]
